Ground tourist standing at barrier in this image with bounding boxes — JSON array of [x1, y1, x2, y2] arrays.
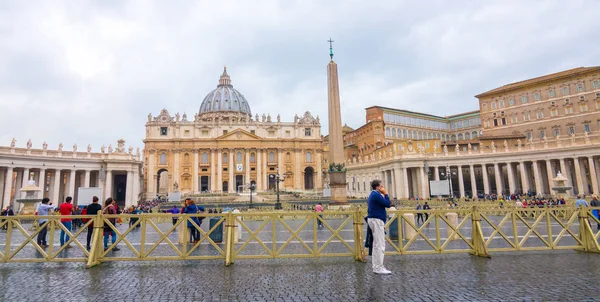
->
[[168, 206, 180, 225], [102, 197, 120, 251], [315, 203, 324, 228], [367, 179, 392, 275], [59, 196, 74, 248], [183, 198, 204, 243], [422, 202, 431, 223], [85, 196, 102, 250], [1, 206, 14, 230], [416, 202, 423, 225], [36, 198, 54, 248], [575, 195, 589, 208], [590, 194, 600, 231]]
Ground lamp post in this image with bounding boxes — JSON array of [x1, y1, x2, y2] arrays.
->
[[269, 169, 286, 210], [248, 183, 256, 208], [441, 165, 455, 198]]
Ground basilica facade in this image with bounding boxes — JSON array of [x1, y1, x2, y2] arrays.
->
[[143, 68, 323, 197]]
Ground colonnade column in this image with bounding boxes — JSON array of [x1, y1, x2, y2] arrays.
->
[[84, 170, 90, 188], [506, 163, 515, 195], [126, 170, 134, 207], [147, 151, 155, 195], [588, 157, 599, 195], [21, 168, 30, 198], [434, 166, 440, 181], [420, 167, 429, 199], [192, 150, 199, 193], [402, 168, 409, 199], [245, 149, 251, 187], [68, 170, 76, 198], [457, 166, 465, 198], [393, 168, 402, 199], [210, 149, 216, 191], [2, 167, 13, 208], [0, 169, 5, 206], [228, 150, 234, 192], [52, 170, 61, 203], [469, 165, 477, 197], [294, 149, 302, 190], [519, 162, 529, 194], [532, 161, 543, 196], [573, 157, 584, 195], [105, 170, 113, 199], [493, 163, 503, 195], [217, 149, 222, 192], [482, 165, 490, 195], [262, 151, 268, 191], [256, 149, 262, 192], [133, 168, 140, 204], [316, 151, 322, 190], [545, 160, 554, 195], [173, 150, 180, 191], [277, 149, 284, 182], [39, 169, 46, 198]]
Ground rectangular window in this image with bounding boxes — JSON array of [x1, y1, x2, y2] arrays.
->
[[534, 92, 541, 101], [520, 95, 528, 103], [482, 103, 488, 111], [223, 130, 228, 135], [592, 80, 600, 89], [569, 126, 575, 135], [285, 130, 291, 137], [548, 89, 556, 98], [526, 132, 532, 140], [584, 124, 591, 133], [499, 100, 505, 107], [508, 97, 515, 106], [304, 128, 312, 136], [539, 130, 545, 139], [184, 130, 190, 137], [577, 83, 585, 92], [580, 103, 588, 112], [561, 86, 569, 96], [553, 128, 560, 137], [565, 106, 573, 114], [536, 110, 544, 119], [523, 112, 531, 121], [268, 130, 275, 136], [201, 130, 209, 137], [250, 130, 256, 135], [551, 108, 558, 116], [511, 115, 518, 123], [491, 102, 497, 109], [160, 127, 168, 136]]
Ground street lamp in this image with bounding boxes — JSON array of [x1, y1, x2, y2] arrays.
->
[[269, 169, 286, 210], [248, 183, 256, 208], [440, 165, 456, 198]]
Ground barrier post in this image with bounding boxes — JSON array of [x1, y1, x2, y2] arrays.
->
[[224, 211, 234, 266], [86, 212, 104, 268], [577, 207, 600, 253], [3, 219, 12, 262], [470, 206, 490, 258]]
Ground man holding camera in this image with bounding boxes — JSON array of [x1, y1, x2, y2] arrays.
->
[[367, 179, 392, 275]]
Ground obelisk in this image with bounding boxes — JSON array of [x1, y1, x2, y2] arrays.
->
[[326, 39, 348, 204]]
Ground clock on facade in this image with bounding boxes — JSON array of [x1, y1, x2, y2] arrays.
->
[[236, 164, 243, 172]]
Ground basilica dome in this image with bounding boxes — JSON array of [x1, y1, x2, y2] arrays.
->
[[198, 67, 252, 120]]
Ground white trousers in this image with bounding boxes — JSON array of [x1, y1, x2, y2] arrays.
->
[[367, 218, 386, 271]]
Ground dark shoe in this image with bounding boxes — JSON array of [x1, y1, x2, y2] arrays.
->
[[112, 247, 121, 251], [64, 245, 73, 249], [86, 245, 91, 250]]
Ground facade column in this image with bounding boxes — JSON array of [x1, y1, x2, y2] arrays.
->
[[263, 150, 268, 191], [519, 162, 529, 194], [532, 161, 543, 196], [559, 158, 573, 195], [420, 167, 429, 199], [545, 160, 555, 195], [147, 151, 155, 195], [228, 150, 234, 192], [402, 168, 410, 199], [295, 149, 302, 190], [245, 149, 251, 187], [21, 168, 30, 198], [588, 157, 599, 195], [457, 166, 465, 198], [506, 163, 515, 195], [0, 168, 5, 207], [105, 170, 113, 199], [573, 157, 585, 195], [173, 151, 180, 191], [68, 170, 76, 198], [277, 149, 284, 189], [217, 149, 223, 192], [393, 168, 402, 199], [316, 151, 322, 190], [482, 165, 490, 195], [493, 163, 503, 195], [193, 150, 199, 193], [2, 167, 13, 208], [84, 170, 91, 188], [126, 170, 134, 207], [39, 169, 46, 198], [210, 149, 216, 192], [434, 166, 440, 181], [256, 149, 262, 192], [52, 170, 61, 203], [469, 165, 477, 197], [133, 168, 140, 204]]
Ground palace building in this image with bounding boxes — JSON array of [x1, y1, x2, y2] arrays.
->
[[345, 66, 600, 199], [143, 68, 324, 198]]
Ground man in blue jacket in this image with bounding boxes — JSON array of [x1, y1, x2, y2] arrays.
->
[[367, 179, 391, 275]]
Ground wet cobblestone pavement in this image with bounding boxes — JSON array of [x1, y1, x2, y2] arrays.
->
[[1, 251, 599, 301]]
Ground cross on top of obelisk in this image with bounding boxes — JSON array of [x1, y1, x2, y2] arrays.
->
[[327, 38, 334, 60]]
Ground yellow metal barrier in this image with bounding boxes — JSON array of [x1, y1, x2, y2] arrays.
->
[[0, 206, 598, 269]]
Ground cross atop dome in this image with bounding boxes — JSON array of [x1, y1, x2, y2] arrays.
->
[[218, 66, 232, 87]]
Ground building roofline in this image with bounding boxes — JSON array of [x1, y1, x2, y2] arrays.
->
[[365, 105, 480, 121]]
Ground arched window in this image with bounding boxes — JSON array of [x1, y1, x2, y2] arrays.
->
[[223, 153, 228, 163], [465, 132, 471, 140], [236, 152, 242, 163], [385, 128, 391, 137], [286, 152, 291, 162], [451, 134, 457, 141], [250, 152, 256, 163], [306, 152, 313, 162], [201, 152, 208, 163], [428, 132, 432, 139], [403, 129, 407, 138], [408, 130, 413, 139], [392, 128, 397, 137], [472, 131, 478, 138], [269, 152, 275, 162], [159, 152, 167, 165], [418, 131, 423, 140], [184, 153, 190, 164], [458, 133, 464, 140]]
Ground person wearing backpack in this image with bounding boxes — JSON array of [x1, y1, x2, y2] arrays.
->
[[102, 197, 120, 251], [84, 196, 102, 250], [183, 198, 205, 243]]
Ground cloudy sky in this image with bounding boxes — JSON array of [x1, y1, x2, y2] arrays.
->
[[1, 0, 599, 151]]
